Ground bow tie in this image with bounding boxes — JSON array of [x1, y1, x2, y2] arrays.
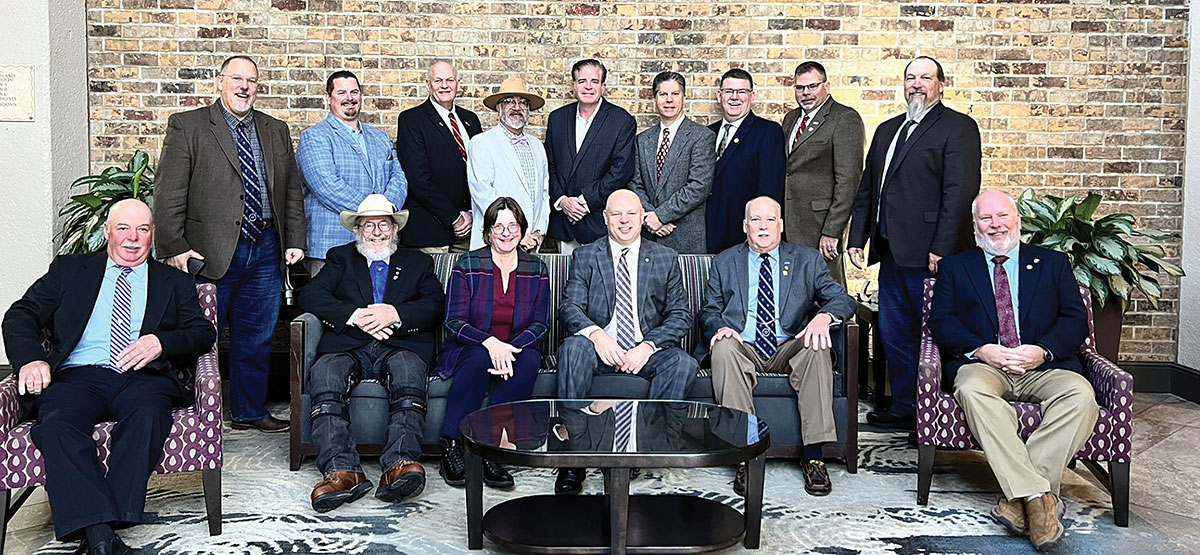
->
[[509, 134, 528, 146]]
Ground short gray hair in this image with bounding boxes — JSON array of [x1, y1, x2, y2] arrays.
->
[[971, 190, 1019, 219], [426, 59, 457, 81], [743, 196, 782, 219]]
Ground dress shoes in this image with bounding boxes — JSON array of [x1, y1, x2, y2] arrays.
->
[[231, 416, 290, 433], [1025, 492, 1065, 552], [440, 436, 466, 487], [866, 409, 916, 431], [991, 496, 1027, 535], [483, 459, 515, 489], [802, 460, 832, 496], [377, 459, 426, 503], [555, 467, 585, 494], [311, 470, 373, 513], [75, 537, 133, 555], [732, 463, 747, 497]]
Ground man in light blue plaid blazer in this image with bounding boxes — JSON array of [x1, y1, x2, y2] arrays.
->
[[298, 70, 408, 275]]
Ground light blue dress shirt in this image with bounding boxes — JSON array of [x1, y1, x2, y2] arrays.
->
[[988, 244, 1021, 341], [63, 260, 148, 368], [740, 247, 790, 345]]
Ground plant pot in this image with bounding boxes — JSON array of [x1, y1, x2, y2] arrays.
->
[[1091, 298, 1124, 362]]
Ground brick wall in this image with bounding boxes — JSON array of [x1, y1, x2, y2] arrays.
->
[[84, 0, 1187, 361]]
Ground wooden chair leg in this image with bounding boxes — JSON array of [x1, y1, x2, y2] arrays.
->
[[202, 469, 222, 535], [917, 444, 935, 505], [1111, 461, 1129, 527]]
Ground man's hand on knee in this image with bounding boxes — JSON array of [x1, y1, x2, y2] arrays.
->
[[18, 361, 51, 395], [797, 313, 833, 350], [116, 334, 164, 371], [710, 327, 742, 347], [588, 329, 626, 367], [618, 343, 654, 374]]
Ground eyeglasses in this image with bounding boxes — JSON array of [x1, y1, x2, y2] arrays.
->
[[499, 98, 530, 108], [222, 74, 260, 88], [793, 81, 827, 93], [491, 222, 521, 234], [719, 88, 753, 96], [358, 221, 393, 232]]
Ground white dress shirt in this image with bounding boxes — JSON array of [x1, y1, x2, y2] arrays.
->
[[715, 113, 748, 152], [788, 97, 829, 151], [430, 99, 471, 152], [577, 238, 646, 345]]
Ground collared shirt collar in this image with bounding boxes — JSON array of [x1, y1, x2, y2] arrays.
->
[[217, 100, 253, 129], [576, 97, 605, 122], [608, 236, 641, 260], [907, 99, 941, 125], [660, 115, 685, 142], [430, 99, 456, 119], [329, 113, 362, 134], [802, 96, 831, 120]]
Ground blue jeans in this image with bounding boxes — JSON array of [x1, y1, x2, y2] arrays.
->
[[204, 230, 281, 422], [876, 248, 931, 416]]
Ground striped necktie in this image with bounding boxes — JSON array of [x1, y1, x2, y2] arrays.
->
[[754, 253, 778, 361], [614, 248, 637, 350], [235, 121, 265, 242], [109, 266, 134, 372], [614, 401, 635, 452], [447, 111, 467, 161]]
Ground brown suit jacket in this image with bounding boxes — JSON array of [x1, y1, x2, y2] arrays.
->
[[154, 101, 306, 279], [781, 97, 864, 281]]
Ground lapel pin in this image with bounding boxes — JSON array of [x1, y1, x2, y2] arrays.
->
[[644, 257, 650, 263], [1034, 258, 1040, 264], [1026, 264, 1033, 270], [733, 138, 740, 144]]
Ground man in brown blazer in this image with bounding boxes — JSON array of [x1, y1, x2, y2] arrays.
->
[[781, 61, 864, 283], [154, 55, 306, 432]]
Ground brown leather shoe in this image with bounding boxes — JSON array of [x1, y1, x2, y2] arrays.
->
[[991, 496, 1027, 535], [377, 460, 426, 503], [1026, 492, 1065, 552], [311, 471, 372, 513], [802, 460, 832, 496], [231, 416, 290, 433]]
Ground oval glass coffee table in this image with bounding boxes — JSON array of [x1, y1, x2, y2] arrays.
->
[[460, 399, 769, 554]]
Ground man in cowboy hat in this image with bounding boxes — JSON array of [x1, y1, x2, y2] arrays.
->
[[298, 194, 446, 513], [466, 76, 550, 252]]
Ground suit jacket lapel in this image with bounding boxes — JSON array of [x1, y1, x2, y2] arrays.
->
[[1017, 246, 1040, 334], [326, 116, 373, 178], [777, 245, 793, 313], [65, 255, 108, 352], [636, 244, 653, 333], [569, 102, 610, 178], [732, 243, 749, 326], [883, 103, 945, 187], [639, 126, 661, 191], [792, 101, 831, 152], [349, 250, 374, 305], [659, 119, 690, 184], [382, 250, 411, 303], [598, 241, 616, 325], [207, 103, 241, 174], [141, 262, 169, 334], [965, 248, 1000, 332], [714, 112, 753, 176], [255, 112, 276, 191]]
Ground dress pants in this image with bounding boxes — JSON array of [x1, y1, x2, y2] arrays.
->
[[954, 363, 1100, 499], [709, 337, 837, 446], [876, 247, 930, 417], [308, 342, 428, 474], [440, 345, 541, 438], [29, 365, 182, 540], [205, 229, 281, 423], [556, 335, 696, 400]]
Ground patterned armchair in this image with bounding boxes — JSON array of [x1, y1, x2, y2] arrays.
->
[[915, 278, 1133, 526], [0, 283, 223, 551]]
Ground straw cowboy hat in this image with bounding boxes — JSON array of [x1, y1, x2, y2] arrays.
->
[[339, 194, 409, 232], [482, 76, 545, 111]]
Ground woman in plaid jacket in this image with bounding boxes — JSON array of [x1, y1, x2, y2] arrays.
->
[[433, 197, 551, 489]]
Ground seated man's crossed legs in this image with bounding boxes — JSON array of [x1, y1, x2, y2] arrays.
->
[[710, 337, 836, 497]]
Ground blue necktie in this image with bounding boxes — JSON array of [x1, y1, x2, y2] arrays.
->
[[614, 248, 637, 350], [754, 253, 778, 362], [235, 121, 265, 242], [369, 260, 388, 304], [614, 401, 635, 452], [110, 266, 134, 373]]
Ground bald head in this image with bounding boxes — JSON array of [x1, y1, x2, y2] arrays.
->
[[104, 199, 154, 267], [604, 190, 644, 246]]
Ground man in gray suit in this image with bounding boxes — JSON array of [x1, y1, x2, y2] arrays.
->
[[554, 189, 698, 494], [701, 196, 855, 497], [155, 55, 306, 433], [629, 71, 716, 254], [781, 61, 864, 284]]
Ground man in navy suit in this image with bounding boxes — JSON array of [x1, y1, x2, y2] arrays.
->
[[545, 59, 637, 252], [847, 56, 981, 428], [927, 190, 1097, 552], [396, 59, 483, 253], [706, 68, 785, 254], [3, 200, 215, 555]]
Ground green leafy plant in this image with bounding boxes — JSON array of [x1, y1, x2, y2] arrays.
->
[[1016, 187, 1183, 311], [57, 150, 155, 255]]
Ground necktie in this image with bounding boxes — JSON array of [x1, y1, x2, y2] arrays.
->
[[447, 111, 467, 161], [879, 119, 916, 237], [992, 255, 1020, 348], [369, 260, 388, 305], [509, 134, 529, 146], [716, 122, 732, 159], [753, 253, 778, 361], [110, 266, 134, 372], [614, 401, 635, 452], [656, 127, 671, 179], [235, 121, 265, 242], [614, 248, 637, 351], [791, 114, 810, 152]]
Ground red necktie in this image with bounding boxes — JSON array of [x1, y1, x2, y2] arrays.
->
[[447, 112, 467, 161], [792, 114, 810, 152], [992, 255, 1020, 348]]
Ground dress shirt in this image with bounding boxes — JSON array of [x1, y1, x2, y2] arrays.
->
[[658, 116, 685, 154], [714, 113, 749, 152], [739, 247, 788, 345], [218, 103, 273, 221], [875, 101, 937, 223], [332, 117, 368, 165], [967, 243, 1022, 359], [577, 238, 648, 346], [501, 126, 539, 204], [575, 97, 604, 152], [788, 97, 830, 151], [63, 260, 149, 368], [430, 100, 471, 151], [346, 258, 403, 329]]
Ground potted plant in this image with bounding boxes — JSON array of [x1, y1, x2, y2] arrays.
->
[[57, 150, 154, 254], [1016, 187, 1184, 361]]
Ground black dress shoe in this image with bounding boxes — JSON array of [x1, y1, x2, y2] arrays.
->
[[440, 436, 466, 487], [732, 463, 746, 497], [231, 416, 290, 433], [866, 409, 916, 430], [555, 467, 585, 494], [483, 459, 515, 489], [802, 460, 832, 496], [78, 537, 133, 555]]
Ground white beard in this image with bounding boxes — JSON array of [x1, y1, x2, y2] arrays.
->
[[906, 96, 928, 121], [975, 229, 1018, 256], [355, 234, 399, 262]]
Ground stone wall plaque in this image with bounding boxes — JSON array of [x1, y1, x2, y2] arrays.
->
[[0, 65, 34, 122]]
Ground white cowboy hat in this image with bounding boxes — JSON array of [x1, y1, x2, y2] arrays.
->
[[339, 194, 409, 232], [482, 76, 546, 111]]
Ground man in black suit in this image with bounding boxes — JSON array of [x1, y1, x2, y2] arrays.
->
[[847, 56, 981, 429], [545, 58, 637, 252], [706, 69, 786, 254], [3, 200, 216, 555], [298, 194, 445, 513], [396, 59, 483, 253]]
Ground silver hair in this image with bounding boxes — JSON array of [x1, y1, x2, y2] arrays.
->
[[970, 190, 1019, 219], [743, 196, 782, 219], [426, 59, 458, 82]]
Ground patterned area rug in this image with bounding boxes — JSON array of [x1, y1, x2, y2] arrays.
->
[[27, 404, 1186, 554]]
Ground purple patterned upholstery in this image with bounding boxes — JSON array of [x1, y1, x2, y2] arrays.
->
[[0, 284, 222, 488]]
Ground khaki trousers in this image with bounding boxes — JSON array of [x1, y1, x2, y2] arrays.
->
[[710, 337, 836, 445], [418, 236, 471, 255], [953, 362, 1099, 500]]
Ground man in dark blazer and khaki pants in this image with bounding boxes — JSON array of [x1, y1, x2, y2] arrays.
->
[[154, 55, 306, 433], [781, 61, 864, 283], [847, 56, 981, 429]]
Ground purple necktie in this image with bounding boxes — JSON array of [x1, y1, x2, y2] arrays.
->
[[992, 255, 1020, 348], [509, 134, 528, 146]]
